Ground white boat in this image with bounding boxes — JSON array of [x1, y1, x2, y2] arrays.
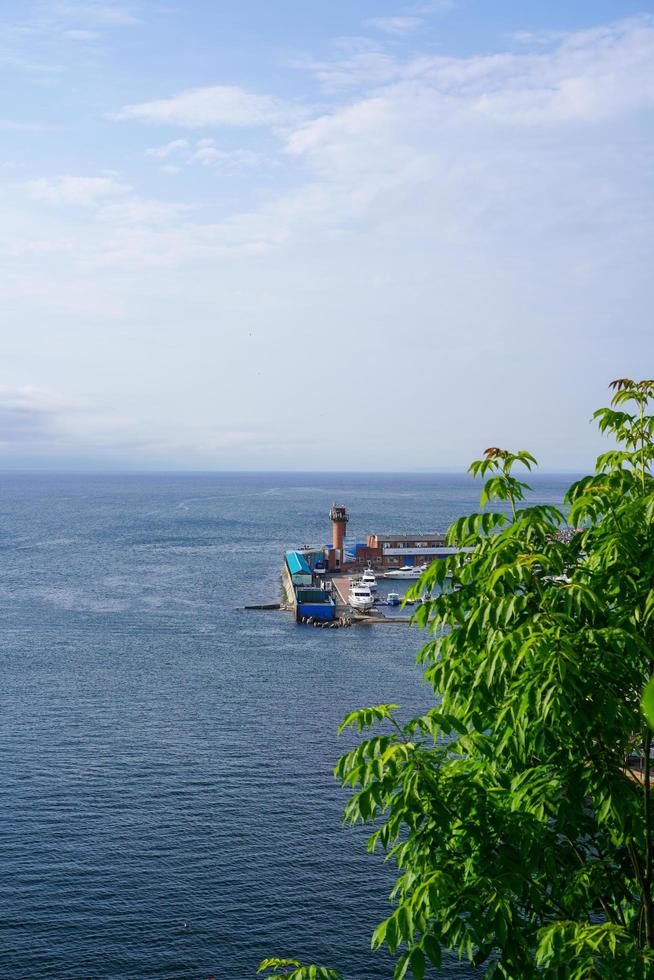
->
[[361, 568, 377, 591], [348, 582, 375, 610], [384, 564, 428, 580], [387, 592, 401, 606]]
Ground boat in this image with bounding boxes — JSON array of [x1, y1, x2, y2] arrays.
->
[[384, 564, 428, 580], [387, 592, 401, 606], [361, 568, 377, 591], [404, 591, 430, 606], [348, 582, 375, 610]]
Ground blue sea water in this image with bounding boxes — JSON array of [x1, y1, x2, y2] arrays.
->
[[0, 472, 574, 979]]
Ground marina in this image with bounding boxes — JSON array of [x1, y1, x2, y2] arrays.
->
[[281, 505, 466, 625]]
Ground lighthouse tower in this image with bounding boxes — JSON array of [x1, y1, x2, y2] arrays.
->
[[329, 504, 348, 563]]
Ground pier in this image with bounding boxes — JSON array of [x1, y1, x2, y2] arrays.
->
[[329, 574, 413, 624], [280, 504, 461, 627]]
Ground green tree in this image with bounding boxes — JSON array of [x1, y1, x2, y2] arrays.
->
[[261, 380, 654, 979]]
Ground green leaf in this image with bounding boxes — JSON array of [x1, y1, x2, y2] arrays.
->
[[643, 676, 654, 729], [394, 952, 411, 980], [409, 947, 425, 980]]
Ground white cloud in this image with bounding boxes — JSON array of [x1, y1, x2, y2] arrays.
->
[[0, 386, 66, 448], [145, 137, 260, 172], [19, 173, 186, 229], [0, 118, 50, 131], [18, 16, 654, 267], [21, 17, 654, 262], [192, 144, 259, 169], [366, 16, 423, 35], [510, 30, 566, 47], [410, 0, 456, 12], [0, 1, 138, 77], [63, 28, 101, 40], [96, 197, 187, 225], [114, 84, 302, 128], [416, 17, 654, 126], [295, 46, 406, 90], [0, 385, 301, 467], [146, 138, 190, 158], [47, 2, 139, 27], [276, 19, 654, 252], [23, 174, 130, 206], [302, 14, 654, 123]]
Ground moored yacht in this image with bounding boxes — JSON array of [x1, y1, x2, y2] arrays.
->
[[361, 568, 377, 591], [384, 563, 428, 580], [348, 582, 375, 610]]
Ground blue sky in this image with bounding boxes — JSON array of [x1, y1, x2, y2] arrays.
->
[[1, 0, 653, 470]]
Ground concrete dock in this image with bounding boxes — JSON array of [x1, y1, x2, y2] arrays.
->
[[328, 573, 414, 625]]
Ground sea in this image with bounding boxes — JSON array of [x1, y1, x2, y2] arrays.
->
[[0, 471, 574, 979]]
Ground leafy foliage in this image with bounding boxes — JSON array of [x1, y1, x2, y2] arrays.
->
[[644, 677, 654, 730], [262, 380, 654, 978], [257, 959, 343, 980]]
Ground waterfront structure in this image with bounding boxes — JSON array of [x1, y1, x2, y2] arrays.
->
[[284, 550, 336, 621], [340, 532, 462, 569], [282, 509, 468, 622], [285, 550, 313, 586], [296, 547, 326, 572], [295, 586, 336, 622], [328, 505, 348, 570], [366, 533, 463, 567], [303, 511, 468, 573]]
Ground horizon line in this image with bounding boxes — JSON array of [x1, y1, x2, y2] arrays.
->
[[0, 466, 587, 476]]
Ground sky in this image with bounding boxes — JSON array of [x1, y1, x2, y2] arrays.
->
[[1, 0, 653, 471]]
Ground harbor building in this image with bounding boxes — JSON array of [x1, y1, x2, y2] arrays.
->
[[366, 533, 461, 567], [283, 550, 336, 622], [340, 532, 459, 570], [321, 505, 459, 570]]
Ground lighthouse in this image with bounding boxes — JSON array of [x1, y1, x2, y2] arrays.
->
[[329, 504, 348, 562]]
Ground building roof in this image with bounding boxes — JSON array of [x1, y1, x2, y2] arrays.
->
[[383, 546, 465, 556], [373, 533, 446, 543], [285, 550, 312, 576]]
